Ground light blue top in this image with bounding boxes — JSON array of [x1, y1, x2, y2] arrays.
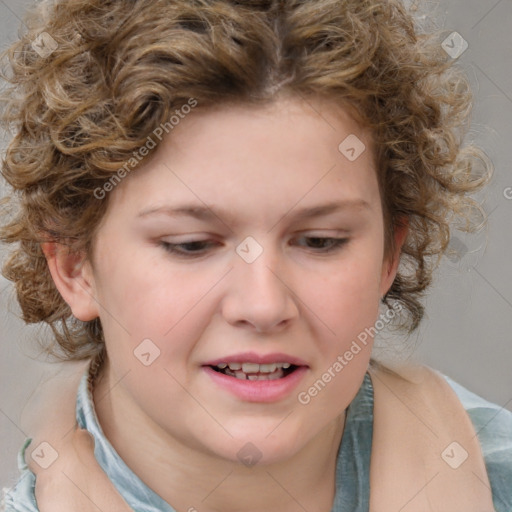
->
[[3, 367, 512, 511]]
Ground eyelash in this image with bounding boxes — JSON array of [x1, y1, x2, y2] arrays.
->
[[159, 237, 349, 258]]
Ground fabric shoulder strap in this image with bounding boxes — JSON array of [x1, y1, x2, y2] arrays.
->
[[368, 363, 495, 512]]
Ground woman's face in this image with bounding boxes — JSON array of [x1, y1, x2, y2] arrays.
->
[[78, 96, 401, 464]]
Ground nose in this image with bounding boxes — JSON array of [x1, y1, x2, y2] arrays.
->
[[220, 242, 299, 334]]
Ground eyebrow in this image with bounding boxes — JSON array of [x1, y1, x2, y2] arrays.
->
[[136, 199, 371, 224]]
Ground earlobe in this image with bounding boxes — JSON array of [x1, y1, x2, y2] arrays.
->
[[380, 219, 409, 297], [41, 242, 99, 321]]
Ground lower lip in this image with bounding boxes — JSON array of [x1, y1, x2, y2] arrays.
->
[[203, 366, 308, 403]]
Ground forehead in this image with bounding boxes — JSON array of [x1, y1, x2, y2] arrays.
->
[[104, 95, 381, 224], [165, 96, 371, 157]]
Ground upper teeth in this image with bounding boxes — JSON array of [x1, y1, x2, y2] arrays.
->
[[216, 362, 291, 373]]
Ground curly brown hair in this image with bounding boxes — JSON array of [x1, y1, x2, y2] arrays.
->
[[0, 0, 491, 361]]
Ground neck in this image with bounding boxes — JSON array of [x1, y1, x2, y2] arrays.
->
[[93, 359, 345, 512]]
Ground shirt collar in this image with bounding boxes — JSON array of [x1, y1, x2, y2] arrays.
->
[[76, 364, 176, 512]]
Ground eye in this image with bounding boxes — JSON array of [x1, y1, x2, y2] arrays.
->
[[160, 240, 219, 257], [159, 236, 349, 258], [293, 236, 349, 253]]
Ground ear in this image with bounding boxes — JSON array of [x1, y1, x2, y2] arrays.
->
[[41, 242, 99, 321], [379, 218, 409, 298]]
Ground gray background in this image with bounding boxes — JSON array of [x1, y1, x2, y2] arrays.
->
[[1, 0, 511, 490]]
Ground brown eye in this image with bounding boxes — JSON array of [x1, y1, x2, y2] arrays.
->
[[294, 237, 349, 253], [160, 240, 219, 257]]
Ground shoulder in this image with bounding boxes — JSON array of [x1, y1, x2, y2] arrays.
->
[[2, 439, 38, 512], [370, 362, 512, 511], [441, 373, 512, 512]]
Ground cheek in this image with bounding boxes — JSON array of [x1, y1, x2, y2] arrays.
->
[[310, 245, 384, 331], [92, 247, 218, 370], [295, 258, 382, 411], [297, 253, 384, 407], [91, 237, 187, 328]]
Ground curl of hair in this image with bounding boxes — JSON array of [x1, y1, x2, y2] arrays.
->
[[0, 0, 491, 360]]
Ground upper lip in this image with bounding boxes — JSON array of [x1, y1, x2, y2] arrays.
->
[[204, 352, 309, 367]]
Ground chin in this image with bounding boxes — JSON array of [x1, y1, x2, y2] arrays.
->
[[202, 424, 308, 468]]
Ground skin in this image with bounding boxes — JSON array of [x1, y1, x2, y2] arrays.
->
[[44, 95, 407, 512]]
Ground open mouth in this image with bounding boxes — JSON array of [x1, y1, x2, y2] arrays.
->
[[209, 362, 299, 381], [203, 356, 308, 401]]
